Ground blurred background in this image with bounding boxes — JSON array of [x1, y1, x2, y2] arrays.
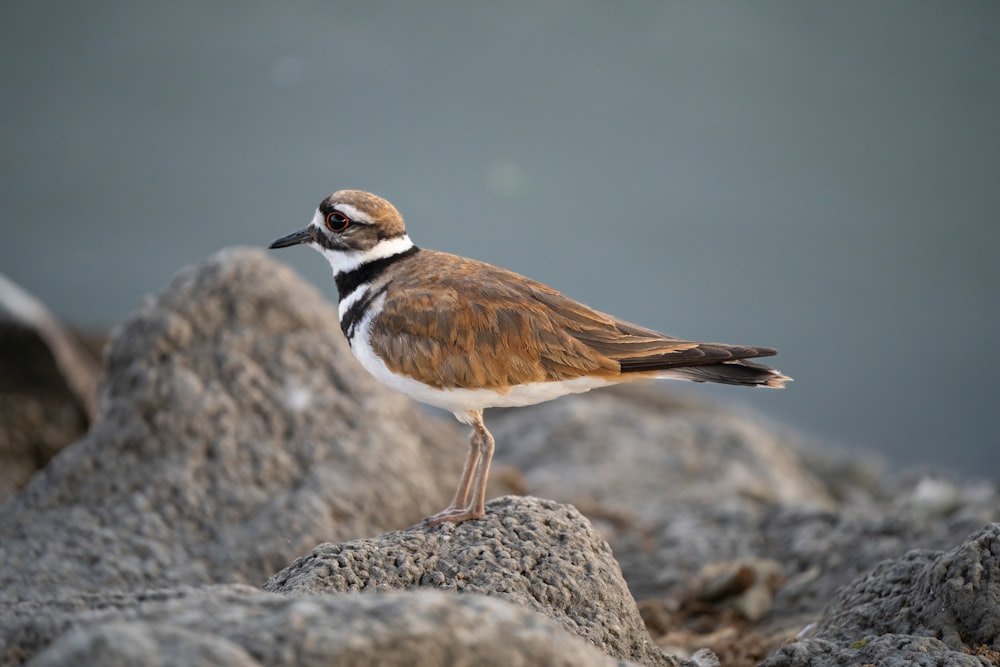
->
[[2, 2, 997, 477]]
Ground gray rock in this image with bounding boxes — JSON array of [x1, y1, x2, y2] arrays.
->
[[761, 523, 1000, 665], [488, 386, 837, 604], [759, 496, 1000, 634], [264, 495, 674, 667], [811, 522, 1000, 649], [487, 382, 1000, 660], [26, 623, 261, 667], [488, 386, 840, 614], [0, 248, 464, 604], [490, 385, 833, 521], [761, 634, 991, 667], [6, 586, 638, 667], [688, 649, 721, 667]]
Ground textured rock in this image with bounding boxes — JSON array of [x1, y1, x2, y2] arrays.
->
[[0, 248, 463, 604], [265, 496, 673, 667], [5, 247, 1000, 667], [4, 586, 637, 667], [490, 385, 831, 520], [761, 634, 991, 667], [758, 491, 1000, 634], [487, 386, 834, 611], [761, 523, 1000, 666], [813, 522, 1000, 648], [487, 383, 1000, 663], [26, 623, 260, 667]]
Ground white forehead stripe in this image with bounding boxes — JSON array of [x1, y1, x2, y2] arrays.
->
[[332, 203, 374, 225], [308, 203, 375, 228]]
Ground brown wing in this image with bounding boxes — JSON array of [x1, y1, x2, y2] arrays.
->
[[369, 252, 613, 390], [527, 287, 782, 383], [368, 250, 779, 391]]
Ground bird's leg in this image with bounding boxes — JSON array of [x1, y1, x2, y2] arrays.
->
[[465, 412, 495, 520], [446, 425, 482, 511], [422, 410, 494, 526]]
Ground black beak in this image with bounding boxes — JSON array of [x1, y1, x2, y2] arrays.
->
[[269, 227, 313, 249]]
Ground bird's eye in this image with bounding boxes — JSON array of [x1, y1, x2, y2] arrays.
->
[[325, 211, 350, 232]]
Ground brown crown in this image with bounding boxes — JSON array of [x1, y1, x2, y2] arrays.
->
[[326, 190, 406, 238]]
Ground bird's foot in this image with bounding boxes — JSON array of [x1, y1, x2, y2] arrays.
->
[[418, 505, 485, 527]]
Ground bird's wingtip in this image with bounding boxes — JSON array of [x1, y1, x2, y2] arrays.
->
[[764, 372, 793, 388]]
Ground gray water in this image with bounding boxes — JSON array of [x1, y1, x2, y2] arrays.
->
[[3, 2, 998, 477]]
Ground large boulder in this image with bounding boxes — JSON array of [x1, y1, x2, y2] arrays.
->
[[762, 634, 992, 667], [0, 248, 464, 604], [762, 522, 1000, 666], [788, 521, 998, 654], [5, 586, 638, 667], [265, 495, 673, 667]]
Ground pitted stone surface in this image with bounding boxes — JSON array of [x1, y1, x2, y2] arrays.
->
[[265, 496, 673, 667], [812, 522, 1000, 649], [761, 634, 991, 667], [761, 523, 1000, 666], [5, 586, 641, 667]]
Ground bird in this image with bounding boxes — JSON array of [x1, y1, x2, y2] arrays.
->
[[269, 190, 790, 525]]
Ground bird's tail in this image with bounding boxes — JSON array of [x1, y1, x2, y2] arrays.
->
[[612, 338, 792, 389], [657, 359, 791, 388]]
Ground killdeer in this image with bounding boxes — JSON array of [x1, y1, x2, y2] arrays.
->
[[270, 190, 790, 525]]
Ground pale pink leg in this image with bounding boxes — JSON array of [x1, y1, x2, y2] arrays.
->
[[422, 410, 495, 526]]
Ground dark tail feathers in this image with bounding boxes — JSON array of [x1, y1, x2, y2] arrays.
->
[[664, 359, 791, 388]]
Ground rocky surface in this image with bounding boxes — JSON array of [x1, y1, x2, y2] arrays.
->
[[763, 634, 994, 667], [0, 248, 464, 604], [488, 386, 833, 605], [2, 247, 999, 667], [488, 386, 1000, 663], [6, 586, 637, 667], [763, 522, 1000, 666], [265, 496, 669, 666]]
